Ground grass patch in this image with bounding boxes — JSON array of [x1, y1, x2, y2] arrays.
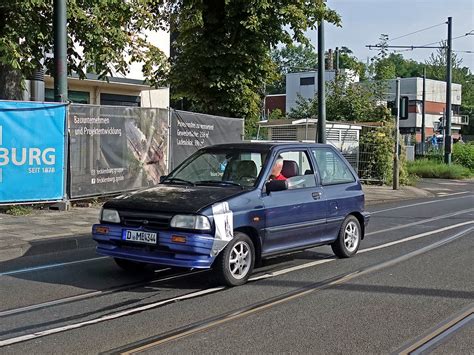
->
[[4, 205, 34, 216], [407, 159, 473, 179]]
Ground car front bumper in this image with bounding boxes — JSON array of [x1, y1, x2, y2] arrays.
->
[[92, 224, 216, 269]]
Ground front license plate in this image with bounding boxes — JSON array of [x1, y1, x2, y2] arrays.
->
[[123, 230, 157, 245]]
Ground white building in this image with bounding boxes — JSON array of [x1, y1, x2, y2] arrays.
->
[[285, 69, 359, 112], [385, 77, 467, 141], [41, 30, 170, 108]]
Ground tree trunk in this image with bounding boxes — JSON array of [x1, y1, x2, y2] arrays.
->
[[0, 64, 24, 100]]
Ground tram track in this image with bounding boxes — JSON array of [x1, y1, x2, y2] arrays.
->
[[104, 226, 474, 354], [396, 305, 474, 355], [1, 224, 472, 349], [2, 215, 472, 321]]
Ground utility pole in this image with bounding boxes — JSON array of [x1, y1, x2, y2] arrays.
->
[[444, 16, 452, 164], [421, 67, 426, 155], [393, 78, 400, 190], [335, 47, 340, 77], [316, 16, 326, 143], [54, 0, 67, 102]]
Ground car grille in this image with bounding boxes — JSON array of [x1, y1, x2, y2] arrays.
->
[[118, 210, 173, 230]]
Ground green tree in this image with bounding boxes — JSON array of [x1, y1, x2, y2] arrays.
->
[[287, 94, 318, 119], [268, 44, 318, 94], [0, 0, 169, 99], [288, 74, 391, 122], [370, 34, 396, 80], [425, 43, 474, 134], [383, 53, 424, 78], [168, 0, 341, 132], [333, 46, 367, 80], [326, 75, 391, 122]]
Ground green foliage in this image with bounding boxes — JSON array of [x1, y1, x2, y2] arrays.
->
[[288, 94, 318, 119], [0, 0, 169, 95], [336, 48, 367, 80], [359, 125, 394, 183], [407, 159, 473, 179], [268, 108, 284, 120], [398, 140, 410, 185], [385, 53, 424, 78], [5, 205, 33, 216], [326, 74, 391, 122], [370, 34, 396, 80], [452, 142, 474, 171], [425, 44, 474, 134], [169, 1, 341, 121], [288, 74, 391, 122], [268, 44, 317, 94]]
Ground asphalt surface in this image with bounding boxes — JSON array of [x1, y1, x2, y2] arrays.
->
[[0, 183, 473, 354]]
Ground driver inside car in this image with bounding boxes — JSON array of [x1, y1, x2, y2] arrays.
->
[[269, 156, 287, 181]]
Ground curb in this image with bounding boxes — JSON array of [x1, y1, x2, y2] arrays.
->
[[0, 186, 437, 261], [0, 233, 95, 262]]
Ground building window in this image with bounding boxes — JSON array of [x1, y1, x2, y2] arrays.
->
[[45, 89, 90, 104], [300, 77, 315, 86], [100, 93, 141, 107]]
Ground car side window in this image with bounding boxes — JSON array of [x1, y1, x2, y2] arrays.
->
[[268, 151, 316, 190], [312, 148, 355, 185]]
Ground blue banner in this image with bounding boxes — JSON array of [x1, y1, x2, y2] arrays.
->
[[0, 101, 66, 203]]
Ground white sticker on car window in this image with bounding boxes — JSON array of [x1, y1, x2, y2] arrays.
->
[[211, 202, 233, 256]]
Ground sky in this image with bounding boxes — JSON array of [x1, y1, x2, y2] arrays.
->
[[307, 0, 474, 71]]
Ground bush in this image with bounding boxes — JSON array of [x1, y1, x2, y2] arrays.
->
[[4, 205, 33, 216], [453, 142, 474, 171], [359, 125, 394, 184], [407, 159, 473, 179]]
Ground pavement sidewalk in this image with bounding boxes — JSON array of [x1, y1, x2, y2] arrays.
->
[[0, 184, 435, 262]]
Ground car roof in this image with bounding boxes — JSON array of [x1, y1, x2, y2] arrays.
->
[[204, 142, 334, 151]]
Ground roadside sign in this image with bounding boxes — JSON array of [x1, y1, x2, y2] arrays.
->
[[0, 101, 66, 203]]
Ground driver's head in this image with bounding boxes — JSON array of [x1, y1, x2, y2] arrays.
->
[[271, 156, 284, 177]]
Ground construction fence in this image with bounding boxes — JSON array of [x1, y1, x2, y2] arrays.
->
[[0, 101, 243, 204]]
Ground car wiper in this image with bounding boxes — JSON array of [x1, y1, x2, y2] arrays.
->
[[196, 180, 243, 188], [162, 177, 195, 186]]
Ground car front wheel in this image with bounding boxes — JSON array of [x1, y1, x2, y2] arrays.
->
[[331, 215, 361, 258], [214, 232, 255, 286]]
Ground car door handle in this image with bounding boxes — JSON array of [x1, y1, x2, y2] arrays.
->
[[312, 192, 322, 200]]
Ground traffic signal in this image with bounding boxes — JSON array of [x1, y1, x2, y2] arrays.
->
[[388, 96, 409, 119]]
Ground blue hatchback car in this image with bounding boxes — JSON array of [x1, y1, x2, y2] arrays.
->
[[92, 142, 370, 286]]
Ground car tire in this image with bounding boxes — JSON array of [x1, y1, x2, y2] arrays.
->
[[114, 257, 147, 272], [331, 215, 361, 258], [214, 232, 255, 286]]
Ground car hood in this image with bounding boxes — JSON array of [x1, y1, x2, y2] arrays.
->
[[104, 184, 245, 214]]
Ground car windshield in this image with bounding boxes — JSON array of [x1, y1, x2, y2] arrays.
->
[[164, 148, 268, 188]]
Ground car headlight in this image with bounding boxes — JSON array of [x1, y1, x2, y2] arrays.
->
[[170, 215, 211, 230], [101, 208, 121, 223]]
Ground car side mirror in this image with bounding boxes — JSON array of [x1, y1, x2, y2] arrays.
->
[[266, 180, 288, 194], [159, 175, 168, 183]]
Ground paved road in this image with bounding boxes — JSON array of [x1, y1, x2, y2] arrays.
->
[[0, 188, 473, 354]]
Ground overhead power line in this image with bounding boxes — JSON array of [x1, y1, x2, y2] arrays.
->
[[367, 30, 474, 53], [387, 22, 446, 42]]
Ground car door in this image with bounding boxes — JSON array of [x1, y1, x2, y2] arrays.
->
[[311, 147, 363, 240], [261, 149, 327, 255]]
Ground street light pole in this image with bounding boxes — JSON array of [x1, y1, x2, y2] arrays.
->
[[421, 67, 426, 155], [316, 17, 326, 143], [393, 78, 400, 190], [53, 0, 67, 102], [444, 16, 452, 164]]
